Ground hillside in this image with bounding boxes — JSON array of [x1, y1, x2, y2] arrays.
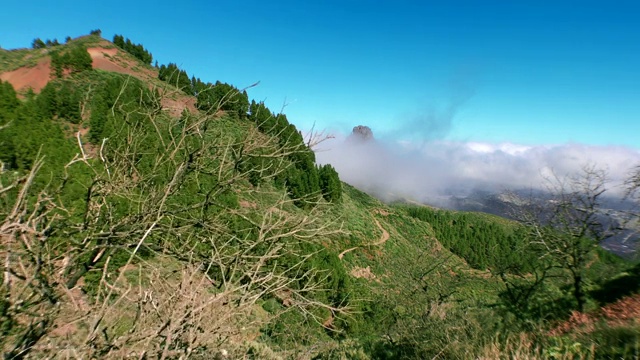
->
[[0, 35, 196, 117], [1, 32, 639, 359]]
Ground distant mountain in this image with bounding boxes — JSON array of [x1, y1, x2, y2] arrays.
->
[[444, 188, 640, 259]]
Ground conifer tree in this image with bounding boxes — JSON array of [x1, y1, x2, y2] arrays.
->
[[68, 46, 93, 73], [319, 164, 342, 202], [31, 38, 46, 49]]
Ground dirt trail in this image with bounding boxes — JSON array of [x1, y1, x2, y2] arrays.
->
[[371, 219, 390, 245], [338, 213, 390, 260], [338, 247, 358, 260]]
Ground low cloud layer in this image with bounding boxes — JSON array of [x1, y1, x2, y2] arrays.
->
[[315, 132, 640, 206]]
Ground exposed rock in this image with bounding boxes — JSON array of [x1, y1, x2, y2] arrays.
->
[[350, 266, 377, 281], [349, 125, 374, 142]]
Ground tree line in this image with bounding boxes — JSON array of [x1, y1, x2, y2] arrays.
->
[[31, 38, 61, 49], [0, 80, 75, 172], [156, 59, 342, 207], [403, 206, 535, 272], [31, 29, 102, 50], [112, 34, 153, 64], [24, 30, 342, 209]]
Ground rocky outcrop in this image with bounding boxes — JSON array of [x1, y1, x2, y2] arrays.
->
[[349, 125, 374, 142]]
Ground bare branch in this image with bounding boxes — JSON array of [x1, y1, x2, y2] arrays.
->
[[0, 79, 347, 358]]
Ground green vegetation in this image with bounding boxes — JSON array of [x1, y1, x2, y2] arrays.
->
[[31, 37, 61, 49], [1, 32, 638, 359], [0, 32, 104, 75], [319, 164, 342, 203], [0, 47, 36, 72], [0, 80, 75, 171], [50, 44, 93, 78], [113, 34, 152, 64], [158, 63, 251, 118], [158, 62, 197, 95], [402, 205, 534, 272]]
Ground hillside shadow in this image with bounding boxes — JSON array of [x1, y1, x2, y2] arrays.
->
[[591, 262, 640, 304]]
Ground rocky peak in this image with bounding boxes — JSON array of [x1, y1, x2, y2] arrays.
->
[[349, 125, 374, 142]]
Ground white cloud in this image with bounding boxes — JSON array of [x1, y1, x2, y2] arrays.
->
[[315, 134, 640, 205]]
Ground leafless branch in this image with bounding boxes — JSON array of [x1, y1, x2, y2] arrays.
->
[[0, 80, 346, 358]]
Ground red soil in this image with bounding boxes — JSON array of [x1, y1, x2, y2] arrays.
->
[[161, 93, 198, 118], [602, 294, 640, 325], [87, 47, 157, 78], [0, 46, 157, 94], [1, 45, 198, 117], [0, 58, 52, 93], [550, 293, 640, 336], [89, 47, 197, 115]]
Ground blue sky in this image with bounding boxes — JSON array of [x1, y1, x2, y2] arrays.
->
[[2, 0, 639, 148]]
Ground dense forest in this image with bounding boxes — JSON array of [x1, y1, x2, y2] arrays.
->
[[0, 31, 639, 359], [403, 206, 534, 271]]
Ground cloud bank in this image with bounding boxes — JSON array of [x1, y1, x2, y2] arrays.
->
[[315, 131, 640, 207]]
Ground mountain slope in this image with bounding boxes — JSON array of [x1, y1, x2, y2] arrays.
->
[[0, 32, 638, 359]]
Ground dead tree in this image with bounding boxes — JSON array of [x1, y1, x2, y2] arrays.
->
[[0, 81, 346, 358], [510, 165, 612, 312]]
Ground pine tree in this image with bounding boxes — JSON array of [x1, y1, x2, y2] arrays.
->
[[68, 46, 93, 73], [113, 34, 125, 48], [319, 164, 342, 202], [89, 93, 108, 142], [36, 82, 58, 119], [49, 51, 64, 78], [0, 80, 20, 118]]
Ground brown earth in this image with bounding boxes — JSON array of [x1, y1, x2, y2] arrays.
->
[[1, 44, 199, 117], [550, 293, 640, 336], [371, 218, 390, 246], [0, 46, 151, 93], [161, 91, 198, 118], [239, 200, 258, 209], [350, 266, 378, 281], [87, 47, 198, 116], [87, 47, 156, 79], [0, 57, 52, 93], [338, 247, 358, 260], [322, 314, 335, 330], [373, 208, 390, 216]]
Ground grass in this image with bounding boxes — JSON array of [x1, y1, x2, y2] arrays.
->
[[0, 34, 107, 73], [0, 47, 46, 72]]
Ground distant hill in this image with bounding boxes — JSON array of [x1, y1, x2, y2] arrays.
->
[[0, 35, 196, 117], [440, 188, 640, 259]]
